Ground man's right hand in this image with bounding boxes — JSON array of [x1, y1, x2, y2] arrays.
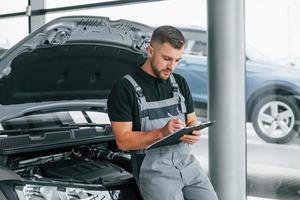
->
[[161, 118, 186, 137], [111, 119, 185, 151]]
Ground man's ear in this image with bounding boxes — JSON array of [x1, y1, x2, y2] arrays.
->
[[147, 45, 154, 58]]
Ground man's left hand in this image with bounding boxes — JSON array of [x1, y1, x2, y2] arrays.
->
[[180, 130, 201, 144]]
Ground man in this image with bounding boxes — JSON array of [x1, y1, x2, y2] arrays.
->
[[107, 25, 218, 200]]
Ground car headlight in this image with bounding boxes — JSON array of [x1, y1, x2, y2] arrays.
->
[[15, 184, 119, 200]]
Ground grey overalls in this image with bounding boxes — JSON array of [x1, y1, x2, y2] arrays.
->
[[124, 74, 218, 200]]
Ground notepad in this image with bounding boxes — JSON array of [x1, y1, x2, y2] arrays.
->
[[146, 121, 215, 150]]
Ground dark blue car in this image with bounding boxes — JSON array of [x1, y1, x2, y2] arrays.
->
[[175, 37, 300, 144], [175, 27, 300, 144]]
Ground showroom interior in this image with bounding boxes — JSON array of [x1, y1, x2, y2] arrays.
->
[[0, 0, 300, 200]]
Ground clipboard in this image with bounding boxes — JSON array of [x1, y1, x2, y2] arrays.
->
[[146, 121, 215, 150]]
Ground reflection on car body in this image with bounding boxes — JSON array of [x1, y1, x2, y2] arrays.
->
[[0, 47, 7, 57]]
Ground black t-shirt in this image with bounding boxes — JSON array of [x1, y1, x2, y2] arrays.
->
[[107, 67, 194, 131]]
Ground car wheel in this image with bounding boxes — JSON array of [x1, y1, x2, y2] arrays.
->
[[251, 95, 300, 144]]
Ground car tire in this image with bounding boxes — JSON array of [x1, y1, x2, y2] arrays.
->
[[251, 95, 300, 144]]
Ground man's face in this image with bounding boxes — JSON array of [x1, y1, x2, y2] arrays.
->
[[148, 42, 184, 80]]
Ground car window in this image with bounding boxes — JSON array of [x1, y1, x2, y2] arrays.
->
[[180, 28, 208, 56], [190, 40, 207, 56]]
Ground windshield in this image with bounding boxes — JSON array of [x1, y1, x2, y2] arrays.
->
[[245, 44, 273, 63], [179, 28, 274, 63]]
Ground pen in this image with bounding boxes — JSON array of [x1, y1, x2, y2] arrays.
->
[[167, 112, 176, 119], [167, 112, 186, 129]]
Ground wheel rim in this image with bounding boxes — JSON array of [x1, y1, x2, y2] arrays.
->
[[257, 100, 295, 138]]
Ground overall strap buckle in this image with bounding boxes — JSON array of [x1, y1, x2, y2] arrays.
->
[[170, 74, 179, 92], [134, 85, 144, 97]]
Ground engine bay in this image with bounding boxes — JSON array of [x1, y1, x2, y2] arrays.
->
[[1, 144, 133, 200], [0, 105, 138, 199]]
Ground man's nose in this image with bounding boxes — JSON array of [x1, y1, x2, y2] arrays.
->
[[167, 60, 177, 69]]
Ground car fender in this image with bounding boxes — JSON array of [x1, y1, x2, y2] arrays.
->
[[246, 80, 300, 121]]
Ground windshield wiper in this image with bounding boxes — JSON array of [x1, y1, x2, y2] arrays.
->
[[61, 122, 110, 127], [1, 102, 107, 122], [0, 123, 110, 135]]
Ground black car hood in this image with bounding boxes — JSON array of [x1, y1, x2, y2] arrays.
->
[[0, 16, 152, 105]]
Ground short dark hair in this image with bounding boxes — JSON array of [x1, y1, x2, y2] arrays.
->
[[151, 25, 185, 49]]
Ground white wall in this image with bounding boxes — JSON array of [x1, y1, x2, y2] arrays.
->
[[246, 0, 300, 65]]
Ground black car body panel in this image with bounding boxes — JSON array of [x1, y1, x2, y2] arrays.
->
[[0, 16, 152, 105]]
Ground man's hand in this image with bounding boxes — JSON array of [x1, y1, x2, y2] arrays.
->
[[161, 118, 186, 137], [181, 112, 201, 144], [180, 130, 201, 144]]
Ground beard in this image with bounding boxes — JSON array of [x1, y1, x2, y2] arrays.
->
[[150, 60, 172, 80]]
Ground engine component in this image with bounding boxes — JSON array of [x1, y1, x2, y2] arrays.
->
[[40, 158, 133, 187]]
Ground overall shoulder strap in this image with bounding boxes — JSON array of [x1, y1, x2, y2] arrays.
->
[[123, 74, 144, 97], [169, 74, 187, 113], [170, 74, 179, 92]]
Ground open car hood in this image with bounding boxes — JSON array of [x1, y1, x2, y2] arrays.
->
[[0, 16, 153, 105]]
